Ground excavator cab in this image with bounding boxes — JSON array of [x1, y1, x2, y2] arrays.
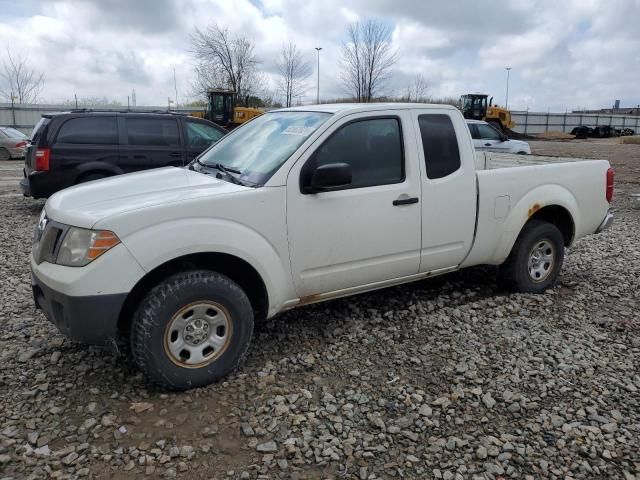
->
[[206, 90, 235, 127], [205, 89, 263, 129], [460, 94, 488, 121], [460, 93, 515, 132]]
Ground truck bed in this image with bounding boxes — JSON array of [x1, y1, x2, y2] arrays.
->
[[475, 151, 590, 171], [463, 151, 611, 268]]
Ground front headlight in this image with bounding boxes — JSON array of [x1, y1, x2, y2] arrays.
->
[[56, 227, 121, 267]]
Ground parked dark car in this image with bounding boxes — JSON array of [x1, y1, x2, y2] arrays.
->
[[20, 110, 227, 198]]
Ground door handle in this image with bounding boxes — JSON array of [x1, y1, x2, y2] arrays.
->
[[393, 196, 419, 206], [484, 143, 492, 146], [169, 152, 183, 158]]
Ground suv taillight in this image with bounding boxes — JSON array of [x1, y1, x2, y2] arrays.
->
[[35, 148, 50, 172], [606, 167, 614, 203]]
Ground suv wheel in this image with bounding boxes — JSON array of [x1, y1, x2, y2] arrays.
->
[[499, 220, 564, 293], [131, 270, 254, 390]]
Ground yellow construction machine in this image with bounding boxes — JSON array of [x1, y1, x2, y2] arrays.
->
[[460, 93, 515, 132], [191, 89, 263, 129]]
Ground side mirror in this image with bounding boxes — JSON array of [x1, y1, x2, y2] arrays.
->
[[308, 163, 352, 192], [499, 133, 508, 142]]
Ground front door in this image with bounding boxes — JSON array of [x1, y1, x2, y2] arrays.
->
[[286, 112, 422, 297], [475, 122, 510, 153]]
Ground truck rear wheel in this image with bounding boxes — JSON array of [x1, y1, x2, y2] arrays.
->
[[499, 220, 564, 293], [130, 270, 254, 390]]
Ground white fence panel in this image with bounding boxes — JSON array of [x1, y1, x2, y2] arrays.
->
[[512, 111, 640, 135]]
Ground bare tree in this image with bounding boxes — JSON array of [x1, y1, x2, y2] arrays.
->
[[276, 42, 311, 107], [190, 24, 259, 106], [0, 48, 45, 104], [340, 20, 397, 102], [404, 74, 429, 102]]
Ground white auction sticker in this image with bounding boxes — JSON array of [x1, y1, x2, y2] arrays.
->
[[282, 126, 315, 136]]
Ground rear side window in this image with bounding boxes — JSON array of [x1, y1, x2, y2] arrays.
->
[[56, 117, 118, 145], [311, 117, 403, 189], [418, 114, 461, 179], [126, 118, 180, 147]]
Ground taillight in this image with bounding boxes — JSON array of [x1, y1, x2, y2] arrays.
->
[[14, 141, 28, 148], [606, 167, 614, 203], [35, 148, 50, 172]]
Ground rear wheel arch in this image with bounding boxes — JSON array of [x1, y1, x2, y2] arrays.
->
[[528, 205, 574, 246], [118, 252, 269, 336]]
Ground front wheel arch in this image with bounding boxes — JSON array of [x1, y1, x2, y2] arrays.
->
[[117, 252, 269, 337]]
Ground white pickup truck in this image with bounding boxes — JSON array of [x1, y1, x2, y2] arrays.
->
[[30, 103, 614, 390]]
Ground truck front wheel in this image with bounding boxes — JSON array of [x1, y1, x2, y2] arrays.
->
[[131, 270, 254, 390], [499, 220, 565, 293]]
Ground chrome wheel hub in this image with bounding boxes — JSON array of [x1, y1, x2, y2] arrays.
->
[[528, 240, 555, 282], [164, 302, 232, 367]]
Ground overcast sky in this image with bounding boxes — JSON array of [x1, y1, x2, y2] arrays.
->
[[0, 0, 638, 112]]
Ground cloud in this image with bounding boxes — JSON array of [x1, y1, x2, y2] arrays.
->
[[0, 0, 637, 111]]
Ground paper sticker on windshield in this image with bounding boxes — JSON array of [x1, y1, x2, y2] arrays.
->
[[282, 126, 315, 136]]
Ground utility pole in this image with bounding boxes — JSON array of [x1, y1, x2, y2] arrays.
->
[[505, 67, 512, 109], [173, 68, 179, 109], [315, 47, 322, 104]]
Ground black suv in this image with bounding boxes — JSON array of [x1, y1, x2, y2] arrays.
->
[[21, 111, 227, 198]]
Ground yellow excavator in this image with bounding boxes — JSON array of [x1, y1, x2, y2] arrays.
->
[[460, 93, 515, 132], [191, 89, 263, 129]]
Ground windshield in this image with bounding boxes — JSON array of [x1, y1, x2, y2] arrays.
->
[[197, 111, 331, 185]]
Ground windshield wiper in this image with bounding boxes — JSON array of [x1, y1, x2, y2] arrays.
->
[[210, 162, 242, 175], [207, 163, 252, 187]]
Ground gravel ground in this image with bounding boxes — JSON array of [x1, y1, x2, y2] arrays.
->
[[1, 139, 639, 480]]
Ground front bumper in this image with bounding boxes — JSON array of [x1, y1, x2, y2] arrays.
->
[[31, 268, 126, 345], [595, 210, 614, 234]]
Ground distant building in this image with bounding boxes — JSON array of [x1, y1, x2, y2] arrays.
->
[[573, 105, 640, 116]]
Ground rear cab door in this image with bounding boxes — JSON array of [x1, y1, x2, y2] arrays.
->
[[412, 108, 478, 272], [181, 118, 226, 163], [118, 115, 185, 173]]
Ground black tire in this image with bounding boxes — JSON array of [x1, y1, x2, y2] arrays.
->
[[0, 147, 9, 161], [499, 220, 564, 294], [131, 270, 254, 390], [75, 173, 108, 185]]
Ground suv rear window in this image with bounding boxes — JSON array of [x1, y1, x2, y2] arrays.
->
[[126, 118, 180, 147], [30, 118, 50, 144], [56, 117, 118, 145]]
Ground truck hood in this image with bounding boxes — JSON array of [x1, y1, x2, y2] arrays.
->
[[45, 167, 247, 228]]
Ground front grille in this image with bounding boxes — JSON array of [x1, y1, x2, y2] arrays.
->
[[33, 222, 67, 264]]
